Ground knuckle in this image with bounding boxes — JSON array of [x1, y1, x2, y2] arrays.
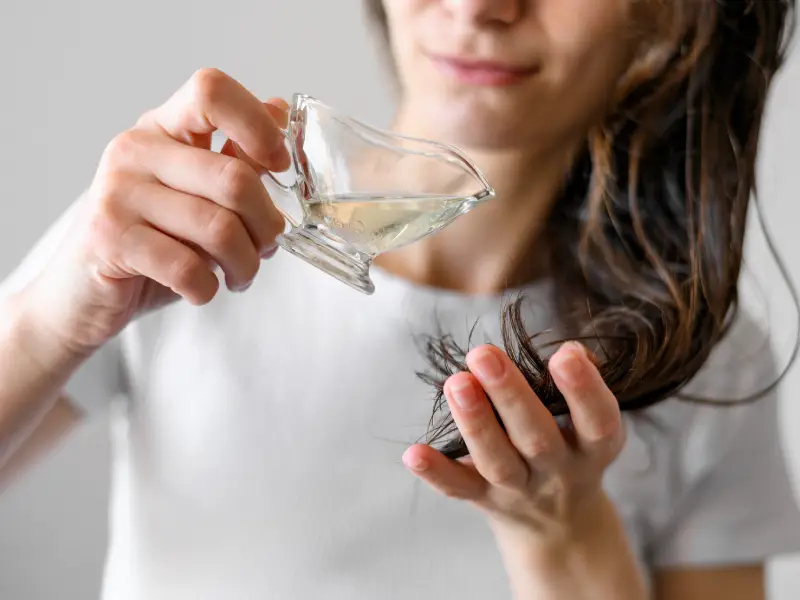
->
[[102, 130, 143, 165], [206, 209, 243, 251], [485, 464, 521, 487], [217, 158, 257, 204], [458, 418, 488, 440], [86, 180, 132, 245], [587, 416, 622, 446], [85, 207, 123, 252], [91, 173, 125, 210], [134, 109, 156, 130], [497, 389, 526, 410], [190, 67, 228, 106], [519, 438, 557, 461], [97, 176, 139, 210]]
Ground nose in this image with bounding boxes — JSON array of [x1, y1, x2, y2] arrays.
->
[[441, 0, 522, 26]]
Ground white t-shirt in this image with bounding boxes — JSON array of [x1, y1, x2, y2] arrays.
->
[[3, 201, 800, 600]]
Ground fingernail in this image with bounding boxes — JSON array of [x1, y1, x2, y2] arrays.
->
[[553, 344, 584, 386], [448, 377, 479, 410], [403, 450, 429, 472], [471, 348, 504, 382], [260, 244, 279, 259], [233, 280, 253, 293]]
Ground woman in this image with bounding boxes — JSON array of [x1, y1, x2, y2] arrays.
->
[[0, 0, 798, 598]]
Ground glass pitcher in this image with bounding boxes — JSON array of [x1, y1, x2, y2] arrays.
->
[[263, 93, 495, 295]]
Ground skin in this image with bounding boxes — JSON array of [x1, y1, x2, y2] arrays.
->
[[0, 0, 766, 598]]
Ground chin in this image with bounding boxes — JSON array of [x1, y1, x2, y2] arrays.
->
[[414, 91, 535, 151]]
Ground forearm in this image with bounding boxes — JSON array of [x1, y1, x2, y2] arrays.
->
[[0, 292, 85, 469], [0, 397, 80, 489], [493, 492, 648, 600]]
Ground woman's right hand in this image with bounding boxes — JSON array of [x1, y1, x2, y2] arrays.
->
[[20, 68, 289, 356]]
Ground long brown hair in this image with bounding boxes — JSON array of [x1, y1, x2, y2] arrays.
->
[[365, 0, 798, 458]]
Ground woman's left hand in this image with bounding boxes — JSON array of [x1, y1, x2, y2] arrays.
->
[[403, 342, 646, 599], [402, 341, 626, 546]]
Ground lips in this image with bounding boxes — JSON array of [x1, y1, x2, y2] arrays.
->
[[427, 54, 539, 86]]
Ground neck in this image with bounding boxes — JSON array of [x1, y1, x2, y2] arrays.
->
[[376, 108, 580, 294]]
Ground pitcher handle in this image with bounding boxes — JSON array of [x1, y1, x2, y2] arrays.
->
[[263, 128, 293, 193], [262, 128, 301, 229]]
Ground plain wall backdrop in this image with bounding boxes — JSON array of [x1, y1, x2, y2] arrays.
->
[[1, 2, 799, 598]]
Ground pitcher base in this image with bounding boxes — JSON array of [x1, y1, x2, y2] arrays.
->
[[277, 228, 375, 295]]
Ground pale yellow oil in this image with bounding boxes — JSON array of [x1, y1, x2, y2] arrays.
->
[[305, 193, 468, 254]]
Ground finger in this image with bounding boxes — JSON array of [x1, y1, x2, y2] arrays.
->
[[219, 138, 239, 158], [218, 98, 291, 171], [132, 182, 261, 292], [138, 68, 287, 169], [231, 139, 292, 174], [259, 99, 291, 170], [402, 444, 488, 501], [115, 224, 219, 305], [466, 345, 566, 466], [548, 343, 623, 457], [444, 372, 528, 487], [111, 129, 284, 253], [265, 97, 289, 128]]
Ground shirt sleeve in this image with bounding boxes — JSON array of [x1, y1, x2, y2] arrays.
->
[[646, 314, 800, 568], [0, 197, 126, 416]]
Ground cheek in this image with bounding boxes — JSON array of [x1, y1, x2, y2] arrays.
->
[[544, 1, 633, 70], [382, 0, 426, 83], [539, 1, 635, 119]]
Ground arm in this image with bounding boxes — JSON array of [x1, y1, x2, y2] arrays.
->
[[1, 71, 292, 488], [468, 492, 765, 600], [493, 491, 646, 600], [0, 293, 86, 478], [1, 70, 292, 488], [0, 395, 81, 490], [654, 565, 764, 600]]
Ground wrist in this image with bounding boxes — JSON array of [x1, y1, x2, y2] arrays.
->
[[490, 487, 609, 555], [0, 292, 90, 466], [2, 291, 90, 384], [490, 491, 647, 600]]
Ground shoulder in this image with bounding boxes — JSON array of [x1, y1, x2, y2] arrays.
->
[[623, 309, 800, 566], [642, 306, 780, 428], [626, 306, 788, 480]]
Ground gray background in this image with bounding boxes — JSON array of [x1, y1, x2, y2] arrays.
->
[[1, 1, 799, 598]]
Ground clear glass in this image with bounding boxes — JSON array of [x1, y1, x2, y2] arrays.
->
[[262, 93, 495, 295]]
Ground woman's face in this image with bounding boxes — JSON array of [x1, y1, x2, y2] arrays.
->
[[382, 0, 641, 151]]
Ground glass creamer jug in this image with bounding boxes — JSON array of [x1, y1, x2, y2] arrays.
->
[[262, 93, 495, 294]]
